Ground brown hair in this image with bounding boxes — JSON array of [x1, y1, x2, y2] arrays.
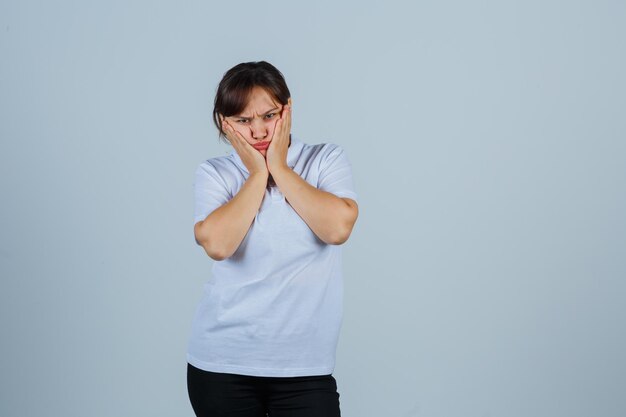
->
[[213, 61, 291, 144]]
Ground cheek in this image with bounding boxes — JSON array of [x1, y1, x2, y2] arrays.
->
[[233, 125, 250, 139], [268, 120, 279, 136]]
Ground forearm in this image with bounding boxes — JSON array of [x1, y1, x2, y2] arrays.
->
[[195, 172, 268, 260], [272, 165, 356, 244]]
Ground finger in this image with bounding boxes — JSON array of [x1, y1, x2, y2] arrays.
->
[[222, 120, 236, 143], [223, 120, 241, 142], [284, 104, 291, 133], [223, 121, 246, 147], [286, 99, 292, 126], [271, 116, 283, 142], [220, 115, 229, 134]]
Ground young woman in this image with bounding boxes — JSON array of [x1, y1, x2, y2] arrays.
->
[[187, 61, 359, 417]]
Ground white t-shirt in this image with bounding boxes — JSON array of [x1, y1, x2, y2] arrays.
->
[[187, 136, 358, 377]]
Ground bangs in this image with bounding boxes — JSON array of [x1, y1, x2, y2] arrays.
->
[[218, 81, 254, 117], [218, 81, 280, 118]]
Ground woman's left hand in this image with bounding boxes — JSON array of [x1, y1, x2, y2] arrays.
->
[[266, 97, 292, 173]]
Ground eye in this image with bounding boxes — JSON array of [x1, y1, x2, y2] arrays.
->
[[236, 118, 249, 124], [265, 113, 277, 119]]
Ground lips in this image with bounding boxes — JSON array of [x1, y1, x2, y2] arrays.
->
[[253, 141, 270, 150]]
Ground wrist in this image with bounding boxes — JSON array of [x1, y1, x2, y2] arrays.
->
[[268, 163, 291, 177], [247, 171, 269, 183]]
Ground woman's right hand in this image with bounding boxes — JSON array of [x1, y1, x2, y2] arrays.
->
[[222, 119, 269, 177]]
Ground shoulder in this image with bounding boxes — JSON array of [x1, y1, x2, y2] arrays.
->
[[314, 142, 353, 169], [301, 139, 343, 152], [195, 153, 242, 176], [194, 154, 241, 188], [299, 140, 349, 162], [295, 140, 353, 176]]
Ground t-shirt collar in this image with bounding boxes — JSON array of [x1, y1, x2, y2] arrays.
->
[[230, 135, 303, 174]]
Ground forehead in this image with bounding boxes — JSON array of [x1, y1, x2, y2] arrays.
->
[[242, 86, 279, 110]]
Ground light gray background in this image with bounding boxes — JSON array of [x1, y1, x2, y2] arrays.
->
[[1, 1, 624, 416]]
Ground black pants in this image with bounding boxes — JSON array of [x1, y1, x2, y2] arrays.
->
[[187, 363, 341, 417]]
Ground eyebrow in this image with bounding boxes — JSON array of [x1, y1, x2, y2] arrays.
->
[[235, 107, 280, 119]]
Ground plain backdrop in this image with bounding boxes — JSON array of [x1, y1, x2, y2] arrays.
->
[[1, 1, 625, 416]]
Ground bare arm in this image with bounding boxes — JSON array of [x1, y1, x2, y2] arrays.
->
[[194, 172, 268, 260], [271, 165, 359, 245]]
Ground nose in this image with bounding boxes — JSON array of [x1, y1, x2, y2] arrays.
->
[[250, 119, 268, 140]]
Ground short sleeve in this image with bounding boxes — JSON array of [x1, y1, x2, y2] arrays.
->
[[317, 144, 358, 202], [193, 161, 231, 225]]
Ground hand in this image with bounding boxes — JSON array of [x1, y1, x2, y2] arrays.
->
[[266, 98, 292, 174], [221, 118, 269, 177]]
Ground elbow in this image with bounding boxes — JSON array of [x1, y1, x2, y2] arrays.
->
[[205, 246, 228, 261], [199, 238, 229, 261], [328, 225, 353, 245], [195, 220, 229, 261], [329, 202, 358, 245], [329, 235, 348, 245]]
